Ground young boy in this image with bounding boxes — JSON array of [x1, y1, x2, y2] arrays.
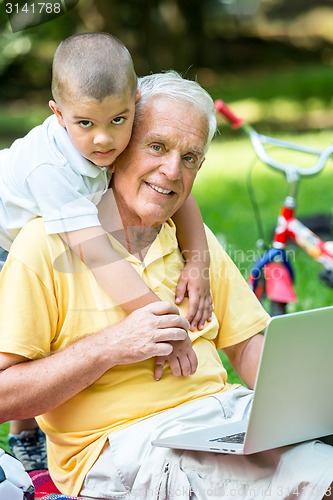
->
[[0, 32, 212, 468]]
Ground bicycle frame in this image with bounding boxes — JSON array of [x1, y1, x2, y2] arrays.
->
[[250, 193, 333, 305], [215, 99, 333, 314]]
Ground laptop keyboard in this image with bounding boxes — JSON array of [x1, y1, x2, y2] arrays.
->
[[209, 431, 246, 444]]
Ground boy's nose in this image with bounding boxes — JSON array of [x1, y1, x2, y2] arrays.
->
[[93, 132, 113, 146]]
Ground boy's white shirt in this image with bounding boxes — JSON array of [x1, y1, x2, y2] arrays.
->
[[0, 115, 111, 251]]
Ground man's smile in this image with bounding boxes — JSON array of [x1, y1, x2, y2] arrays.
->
[[146, 182, 174, 195]]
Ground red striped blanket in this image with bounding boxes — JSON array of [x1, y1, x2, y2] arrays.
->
[[29, 470, 83, 500]]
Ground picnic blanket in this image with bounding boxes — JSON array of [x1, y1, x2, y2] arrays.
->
[[29, 470, 83, 500]]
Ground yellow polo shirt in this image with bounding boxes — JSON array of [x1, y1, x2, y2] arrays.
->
[[0, 217, 269, 495]]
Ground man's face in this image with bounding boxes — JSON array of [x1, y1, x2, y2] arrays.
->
[[111, 96, 208, 228], [49, 91, 138, 167]]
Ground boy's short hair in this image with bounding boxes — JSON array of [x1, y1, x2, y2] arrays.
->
[[52, 32, 137, 104]]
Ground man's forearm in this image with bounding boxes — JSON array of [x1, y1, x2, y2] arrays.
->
[[223, 333, 264, 389], [0, 302, 189, 422], [0, 329, 115, 422]]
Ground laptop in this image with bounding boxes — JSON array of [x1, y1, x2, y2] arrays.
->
[[152, 306, 333, 455]]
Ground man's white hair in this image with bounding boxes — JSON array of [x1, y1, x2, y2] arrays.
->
[[137, 71, 217, 149]]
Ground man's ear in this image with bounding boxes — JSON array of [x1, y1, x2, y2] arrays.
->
[[135, 88, 141, 103], [198, 157, 205, 171], [49, 100, 66, 128]]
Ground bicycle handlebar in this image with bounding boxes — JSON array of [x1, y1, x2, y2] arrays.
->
[[214, 99, 244, 129], [214, 99, 333, 179]]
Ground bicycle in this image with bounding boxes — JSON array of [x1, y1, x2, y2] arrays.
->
[[215, 99, 333, 315]]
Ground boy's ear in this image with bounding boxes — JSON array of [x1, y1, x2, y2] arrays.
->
[[49, 100, 66, 127]]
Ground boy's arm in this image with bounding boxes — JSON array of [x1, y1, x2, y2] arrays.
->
[[61, 226, 198, 379], [172, 194, 212, 330], [173, 194, 209, 266], [60, 226, 160, 313]]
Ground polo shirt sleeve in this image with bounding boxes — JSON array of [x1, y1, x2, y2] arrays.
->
[[206, 226, 270, 349], [25, 163, 101, 234], [0, 246, 58, 360]]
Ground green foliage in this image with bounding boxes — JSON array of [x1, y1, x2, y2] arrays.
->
[[1, 0, 333, 101], [0, 422, 9, 452], [210, 65, 333, 111], [0, 104, 49, 144]]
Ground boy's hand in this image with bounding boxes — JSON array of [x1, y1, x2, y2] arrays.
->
[[154, 335, 198, 381], [175, 260, 213, 331]]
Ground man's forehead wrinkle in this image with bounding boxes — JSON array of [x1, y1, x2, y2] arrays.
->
[[160, 117, 205, 138]]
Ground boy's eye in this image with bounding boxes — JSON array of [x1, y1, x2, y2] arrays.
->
[[78, 120, 93, 128], [112, 116, 126, 125]]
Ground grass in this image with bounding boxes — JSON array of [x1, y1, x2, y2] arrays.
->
[[0, 422, 9, 452]]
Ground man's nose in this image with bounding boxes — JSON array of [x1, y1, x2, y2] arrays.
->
[[160, 152, 181, 180]]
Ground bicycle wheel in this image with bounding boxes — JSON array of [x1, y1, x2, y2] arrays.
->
[[270, 301, 287, 316]]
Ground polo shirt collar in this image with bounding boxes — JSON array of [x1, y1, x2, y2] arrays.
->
[[50, 115, 105, 178], [107, 219, 178, 268]]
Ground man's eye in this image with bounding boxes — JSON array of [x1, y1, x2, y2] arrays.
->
[[112, 116, 126, 125], [184, 155, 195, 164], [151, 144, 162, 152], [78, 120, 93, 128], [183, 155, 200, 170]]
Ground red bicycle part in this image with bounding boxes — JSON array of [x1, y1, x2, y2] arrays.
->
[[265, 262, 297, 303], [214, 99, 244, 129]]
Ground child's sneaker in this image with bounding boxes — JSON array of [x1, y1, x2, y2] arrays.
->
[[8, 427, 47, 471]]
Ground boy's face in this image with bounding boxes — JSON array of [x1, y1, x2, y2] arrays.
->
[[49, 91, 138, 167]]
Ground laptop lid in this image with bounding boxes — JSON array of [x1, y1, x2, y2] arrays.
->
[[244, 305, 333, 453], [152, 306, 333, 455]]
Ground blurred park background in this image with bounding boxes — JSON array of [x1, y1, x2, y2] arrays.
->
[[1, 0, 333, 313]]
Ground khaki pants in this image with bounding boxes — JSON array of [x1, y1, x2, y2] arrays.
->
[[81, 387, 333, 500]]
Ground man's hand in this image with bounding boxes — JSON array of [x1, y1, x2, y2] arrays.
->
[[154, 334, 198, 381], [102, 301, 190, 366]]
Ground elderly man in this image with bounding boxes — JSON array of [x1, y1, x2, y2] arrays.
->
[[0, 71, 333, 499]]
